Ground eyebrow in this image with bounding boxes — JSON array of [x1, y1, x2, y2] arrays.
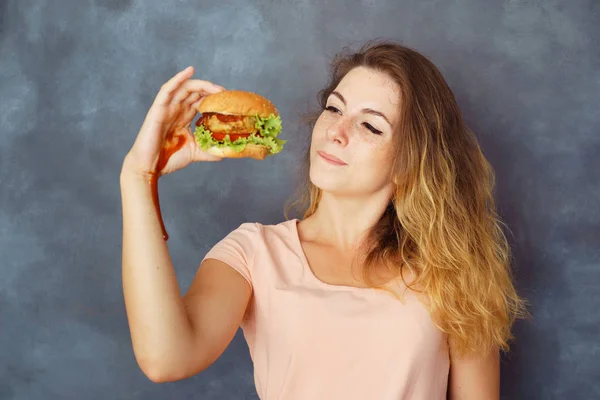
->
[[330, 91, 392, 127]]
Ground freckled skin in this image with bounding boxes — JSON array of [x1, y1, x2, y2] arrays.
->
[[309, 66, 401, 200]]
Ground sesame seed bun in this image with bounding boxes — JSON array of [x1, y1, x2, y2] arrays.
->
[[197, 90, 279, 118]]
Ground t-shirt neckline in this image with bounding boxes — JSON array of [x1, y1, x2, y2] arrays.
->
[[288, 218, 378, 292]]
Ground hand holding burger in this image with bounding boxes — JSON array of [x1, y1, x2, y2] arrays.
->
[[123, 67, 285, 241], [193, 90, 285, 160]]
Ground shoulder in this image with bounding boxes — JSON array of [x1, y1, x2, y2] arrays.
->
[[219, 218, 296, 246], [238, 218, 296, 237]]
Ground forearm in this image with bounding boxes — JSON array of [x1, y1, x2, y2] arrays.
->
[[120, 159, 195, 376]]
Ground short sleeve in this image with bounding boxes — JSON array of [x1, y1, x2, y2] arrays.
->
[[201, 222, 259, 287]]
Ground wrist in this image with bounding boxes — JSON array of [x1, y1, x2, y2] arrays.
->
[[121, 154, 154, 183]]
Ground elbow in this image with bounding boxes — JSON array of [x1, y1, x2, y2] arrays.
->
[[136, 356, 184, 384], [138, 356, 209, 384], [146, 372, 175, 384], [141, 362, 181, 383], [132, 338, 211, 383]]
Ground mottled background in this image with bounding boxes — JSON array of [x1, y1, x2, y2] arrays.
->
[[1, 0, 599, 399]]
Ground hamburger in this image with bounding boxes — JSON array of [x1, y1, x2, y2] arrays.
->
[[193, 90, 285, 160]]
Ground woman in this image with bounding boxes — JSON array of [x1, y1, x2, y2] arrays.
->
[[121, 40, 527, 399]]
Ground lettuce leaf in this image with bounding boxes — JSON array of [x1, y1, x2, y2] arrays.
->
[[255, 114, 282, 137], [193, 114, 286, 155]]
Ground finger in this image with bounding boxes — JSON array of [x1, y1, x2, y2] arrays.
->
[[192, 145, 224, 162], [204, 156, 224, 162], [171, 81, 203, 106], [183, 91, 202, 107], [153, 66, 195, 107], [185, 96, 207, 124], [189, 97, 205, 113], [179, 93, 203, 126], [181, 129, 223, 163], [181, 95, 204, 125], [186, 79, 226, 94], [171, 79, 226, 105], [175, 90, 201, 113]]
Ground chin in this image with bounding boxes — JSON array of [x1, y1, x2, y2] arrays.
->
[[308, 163, 352, 195], [309, 162, 396, 201]]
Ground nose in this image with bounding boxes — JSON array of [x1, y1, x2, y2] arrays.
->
[[326, 116, 351, 146]]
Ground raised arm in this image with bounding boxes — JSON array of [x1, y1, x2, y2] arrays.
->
[[120, 67, 251, 382]]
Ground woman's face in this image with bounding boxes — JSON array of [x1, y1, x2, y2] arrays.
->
[[309, 66, 400, 199]]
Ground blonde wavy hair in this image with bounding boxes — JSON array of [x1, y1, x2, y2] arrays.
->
[[284, 39, 528, 357]]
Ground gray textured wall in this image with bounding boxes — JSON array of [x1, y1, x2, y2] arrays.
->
[[1, 0, 599, 399]]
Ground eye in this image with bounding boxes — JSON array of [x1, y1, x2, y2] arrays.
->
[[363, 122, 383, 135], [325, 105, 341, 114]]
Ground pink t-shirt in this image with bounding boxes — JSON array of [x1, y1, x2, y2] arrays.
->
[[202, 219, 449, 399]]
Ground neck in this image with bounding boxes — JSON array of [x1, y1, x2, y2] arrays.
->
[[303, 189, 392, 252]]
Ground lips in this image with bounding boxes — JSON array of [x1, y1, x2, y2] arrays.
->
[[317, 151, 347, 166]]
